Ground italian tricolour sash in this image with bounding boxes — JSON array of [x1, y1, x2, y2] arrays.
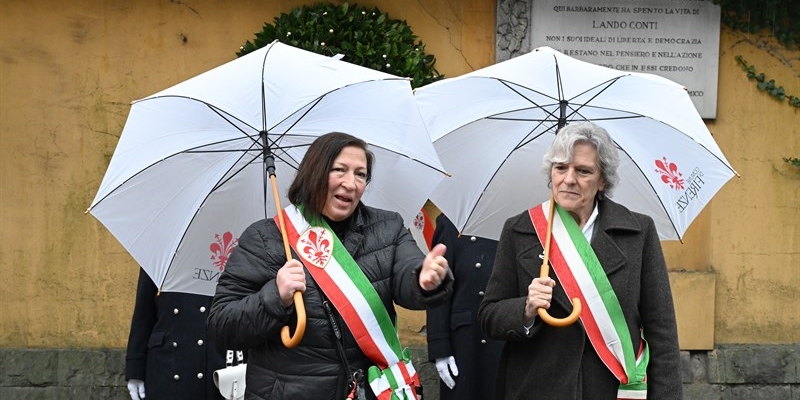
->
[[277, 205, 419, 400], [529, 200, 649, 400]]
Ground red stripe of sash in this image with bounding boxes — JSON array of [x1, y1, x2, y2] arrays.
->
[[280, 211, 389, 367], [529, 206, 627, 380]]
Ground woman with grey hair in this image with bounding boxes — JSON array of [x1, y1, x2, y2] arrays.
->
[[478, 121, 682, 399]]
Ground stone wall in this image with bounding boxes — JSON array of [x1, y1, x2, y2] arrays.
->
[[1, 345, 797, 399], [682, 345, 800, 399], [0, 348, 127, 400]]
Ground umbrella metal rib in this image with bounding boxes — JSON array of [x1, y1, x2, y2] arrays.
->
[[416, 45, 737, 243]]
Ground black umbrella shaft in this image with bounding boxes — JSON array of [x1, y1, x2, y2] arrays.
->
[[558, 100, 568, 130], [261, 130, 276, 177]]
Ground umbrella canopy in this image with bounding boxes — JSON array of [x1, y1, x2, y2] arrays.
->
[[88, 40, 446, 296], [415, 46, 736, 241]]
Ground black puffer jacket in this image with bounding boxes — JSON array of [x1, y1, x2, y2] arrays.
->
[[209, 204, 452, 400]]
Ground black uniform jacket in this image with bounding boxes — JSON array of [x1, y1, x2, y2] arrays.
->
[[125, 269, 226, 400], [426, 214, 504, 400]]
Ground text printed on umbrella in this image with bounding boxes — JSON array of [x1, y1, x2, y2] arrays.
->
[[675, 167, 706, 213], [656, 157, 708, 213]]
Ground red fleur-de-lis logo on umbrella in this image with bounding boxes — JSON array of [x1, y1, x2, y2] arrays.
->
[[413, 211, 426, 230], [210, 231, 239, 271], [655, 157, 685, 190], [299, 227, 332, 268]]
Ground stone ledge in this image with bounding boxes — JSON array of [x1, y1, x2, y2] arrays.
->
[[710, 344, 800, 384], [0, 348, 126, 388], [1, 345, 796, 400], [0, 386, 130, 400]]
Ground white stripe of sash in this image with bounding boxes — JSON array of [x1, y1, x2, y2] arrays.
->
[[549, 203, 629, 375], [617, 388, 648, 399], [284, 207, 399, 365]]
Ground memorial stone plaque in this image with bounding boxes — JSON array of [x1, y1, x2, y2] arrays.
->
[[529, 0, 720, 118]]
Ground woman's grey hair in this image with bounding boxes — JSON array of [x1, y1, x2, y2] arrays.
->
[[541, 121, 620, 197]]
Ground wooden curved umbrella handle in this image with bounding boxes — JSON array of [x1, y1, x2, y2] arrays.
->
[[537, 197, 581, 327], [269, 174, 307, 348], [280, 291, 306, 348], [537, 260, 582, 327]]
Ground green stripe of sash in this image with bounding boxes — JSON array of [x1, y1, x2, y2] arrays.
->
[[306, 213, 404, 359], [555, 205, 647, 386]]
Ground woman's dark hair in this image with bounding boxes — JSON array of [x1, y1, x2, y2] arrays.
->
[[287, 132, 374, 217]]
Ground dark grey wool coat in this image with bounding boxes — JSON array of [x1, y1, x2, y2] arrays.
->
[[209, 204, 453, 400], [478, 198, 682, 400]]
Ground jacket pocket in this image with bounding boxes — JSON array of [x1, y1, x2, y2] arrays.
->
[[267, 377, 285, 399], [146, 331, 166, 348], [449, 311, 472, 331]]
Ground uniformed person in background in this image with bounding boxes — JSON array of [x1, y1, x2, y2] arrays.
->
[[425, 214, 504, 400], [125, 268, 227, 400]]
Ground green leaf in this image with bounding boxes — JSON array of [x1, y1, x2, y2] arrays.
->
[[717, 0, 799, 49], [237, 2, 442, 87]]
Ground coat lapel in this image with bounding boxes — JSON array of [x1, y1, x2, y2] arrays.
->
[[590, 198, 642, 277], [511, 215, 543, 283], [528, 199, 643, 314], [512, 213, 575, 313]]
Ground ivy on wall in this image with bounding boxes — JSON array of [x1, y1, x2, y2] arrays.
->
[[713, 0, 799, 167], [713, 0, 800, 48], [784, 157, 800, 167], [716, 0, 799, 108], [735, 56, 800, 107], [237, 2, 442, 88]]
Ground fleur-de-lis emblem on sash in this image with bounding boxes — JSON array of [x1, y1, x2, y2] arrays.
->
[[298, 227, 332, 268]]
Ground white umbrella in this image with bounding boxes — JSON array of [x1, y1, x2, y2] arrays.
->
[[87, 41, 446, 299], [415, 46, 736, 242]]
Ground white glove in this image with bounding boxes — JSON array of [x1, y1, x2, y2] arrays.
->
[[127, 379, 146, 400], [435, 356, 458, 389]]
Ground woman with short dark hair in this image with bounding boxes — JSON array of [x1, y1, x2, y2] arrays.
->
[[287, 132, 374, 218], [209, 131, 453, 400]]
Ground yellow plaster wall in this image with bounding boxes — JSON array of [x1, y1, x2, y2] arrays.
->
[[706, 27, 800, 344], [1, 0, 797, 349], [0, 0, 494, 348], [669, 271, 716, 350]]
